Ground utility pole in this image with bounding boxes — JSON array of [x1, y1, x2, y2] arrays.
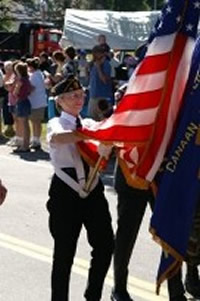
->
[[154, 0, 157, 10]]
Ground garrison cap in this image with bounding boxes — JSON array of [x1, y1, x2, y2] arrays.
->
[[52, 76, 82, 97]]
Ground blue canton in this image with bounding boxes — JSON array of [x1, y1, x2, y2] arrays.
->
[[150, 0, 200, 40]]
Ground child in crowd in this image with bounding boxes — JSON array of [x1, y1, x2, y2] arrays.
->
[[96, 98, 113, 120]]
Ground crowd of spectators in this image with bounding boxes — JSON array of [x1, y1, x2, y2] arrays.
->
[[0, 33, 138, 152]]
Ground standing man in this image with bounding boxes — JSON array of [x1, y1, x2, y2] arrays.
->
[[111, 165, 154, 301], [88, 45, 113, 121], [111, 164, 192, 301], [46, 75, 114, 301]]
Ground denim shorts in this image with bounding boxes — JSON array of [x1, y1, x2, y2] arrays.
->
[[8, 105, 16, 114], [16, 99, 31, 117]]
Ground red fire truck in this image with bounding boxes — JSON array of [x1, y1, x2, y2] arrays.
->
[[0, 22, 62, 60]]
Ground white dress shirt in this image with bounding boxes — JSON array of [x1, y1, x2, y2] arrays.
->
[[47, 111, 98, 197]]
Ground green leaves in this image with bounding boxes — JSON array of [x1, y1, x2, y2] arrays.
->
[[0, 0, 165, 32], [0, 0, 12, 30]]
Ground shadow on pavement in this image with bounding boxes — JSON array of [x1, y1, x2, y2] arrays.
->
[[0, 135, 9, 145], [11, 148, 50, 162], [10, 145, 116, 187]]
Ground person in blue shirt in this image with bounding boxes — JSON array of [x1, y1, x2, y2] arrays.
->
[[88, 45, 114, 121]]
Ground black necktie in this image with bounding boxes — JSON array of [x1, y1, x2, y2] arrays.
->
[[76, 116, 82, 129]]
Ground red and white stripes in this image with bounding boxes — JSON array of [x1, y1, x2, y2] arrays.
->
[[79, 31, 195, 187]]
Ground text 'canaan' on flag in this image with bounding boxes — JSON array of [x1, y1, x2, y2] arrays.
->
[[150, 31, 200, 296]]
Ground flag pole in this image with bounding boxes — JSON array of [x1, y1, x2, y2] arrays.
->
[[83, 156, 103, 193]]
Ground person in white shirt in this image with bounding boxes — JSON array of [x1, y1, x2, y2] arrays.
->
[[27, 57, 47, 150], [46, 75, 114, 301]]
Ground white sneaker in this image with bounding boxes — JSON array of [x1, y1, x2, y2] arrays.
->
[[7, 137, 22, 147]]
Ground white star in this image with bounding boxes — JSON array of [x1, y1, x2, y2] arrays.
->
[[186, 24, 194, 31], [194, 1, 200, 9], [176, 15, 181, 23], [158, 21, 163, 29], [166, 5, 172, 13]]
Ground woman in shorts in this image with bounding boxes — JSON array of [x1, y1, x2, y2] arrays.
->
[[13, 62, 32, 152]]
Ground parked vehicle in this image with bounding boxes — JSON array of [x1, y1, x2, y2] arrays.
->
[[0, 22, 62, 60]]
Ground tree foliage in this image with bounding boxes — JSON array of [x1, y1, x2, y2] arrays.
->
[[0, 0, 165, 31], [17, 0, 165, 22], [72, 0, 165, 10], [46, 0, 165, 27], [0, 0, 12, 30], [147, 0, 165, 10], [112, 0, 149, 11]]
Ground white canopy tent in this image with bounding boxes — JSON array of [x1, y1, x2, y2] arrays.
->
[[60, 9, 160, 50]]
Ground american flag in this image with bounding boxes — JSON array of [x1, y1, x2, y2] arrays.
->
[[79, 0, 200, 189]]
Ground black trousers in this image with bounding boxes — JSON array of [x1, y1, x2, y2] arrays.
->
[[168, 270, 185, 299], [114, 166, 185, 299], [113, 166, 154, 294], [47, 175, 114, 301]]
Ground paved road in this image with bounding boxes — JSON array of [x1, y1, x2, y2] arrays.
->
[[0, 144, 195, 301]]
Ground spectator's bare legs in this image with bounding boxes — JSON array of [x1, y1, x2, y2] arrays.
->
[[10, 115, 23, 147], [23, 117, 30, 149], [32, 120, 42, 138], [14, 116, 22, 144], [30, 119, 42, 148], [17, 117, 30, 150]]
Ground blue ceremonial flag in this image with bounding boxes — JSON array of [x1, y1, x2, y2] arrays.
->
[[150, 30, 200, 293]]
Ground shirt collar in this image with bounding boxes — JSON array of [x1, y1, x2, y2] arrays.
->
[[60, 111, 77, 125]]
